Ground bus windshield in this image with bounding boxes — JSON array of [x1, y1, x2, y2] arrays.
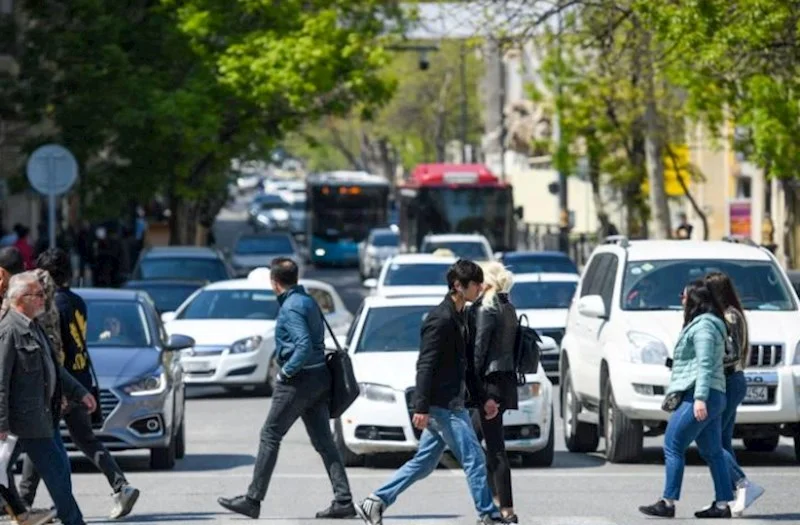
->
[[309, 185, 389, 243]]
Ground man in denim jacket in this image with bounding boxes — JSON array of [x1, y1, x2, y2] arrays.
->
[[218, 258, 355, 520]]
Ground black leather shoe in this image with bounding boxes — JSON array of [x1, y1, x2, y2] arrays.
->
[[316, 500, 357, 519], [695, 503, 732, 519], [638, 499, 676, 518], [218, 495, 260, 519]]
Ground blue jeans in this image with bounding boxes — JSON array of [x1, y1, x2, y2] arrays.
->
[[663, 389, 733, 503], [697, 372, 747, 488], [11, 429, 84, 525], [373, 406, 498, 518]]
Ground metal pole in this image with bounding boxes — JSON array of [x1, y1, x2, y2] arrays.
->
[[555, 6, 569, 253], [460, 41, 468, 162], [48, 194, 56, 249], [499, 40, 507, 181]]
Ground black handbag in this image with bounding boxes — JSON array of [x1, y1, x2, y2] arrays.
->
[[661, 391, 683, 412], [514, 314, 543, 385], [317, 308, 359, 419]]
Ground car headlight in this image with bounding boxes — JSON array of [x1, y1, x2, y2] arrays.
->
[[627, 331, 669, 365], [793, 341, 800, 365], [123, 369, 166, 396], [358, 383, 396, 403], [517, 382, 542, 402], [230, 336, 263, 354]]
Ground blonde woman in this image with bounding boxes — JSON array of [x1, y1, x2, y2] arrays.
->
[[468, 262, 519, 523]]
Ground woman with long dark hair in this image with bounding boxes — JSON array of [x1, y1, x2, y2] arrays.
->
[[703, 272, 764, 516], [468, 262, 519, 523], [639, 279, 734, 518]]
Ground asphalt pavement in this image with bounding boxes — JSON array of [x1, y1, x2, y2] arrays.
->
[[27, 193, 800, 524]]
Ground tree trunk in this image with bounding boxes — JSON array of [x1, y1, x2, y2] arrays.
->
[[434, 71, 454, 163], [666, 145, 710, 240], [643, 32, 672, 240]]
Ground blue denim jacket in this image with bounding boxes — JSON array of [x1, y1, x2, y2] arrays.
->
[[275, 285, 327, 378]]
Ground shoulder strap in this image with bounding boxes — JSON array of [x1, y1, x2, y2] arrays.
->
[[312, 300, 343, 353]]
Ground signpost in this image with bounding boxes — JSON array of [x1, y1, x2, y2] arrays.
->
[[26, 144, 79, 249]]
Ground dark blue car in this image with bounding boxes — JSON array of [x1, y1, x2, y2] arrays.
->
[[500, 251, 578, 275]]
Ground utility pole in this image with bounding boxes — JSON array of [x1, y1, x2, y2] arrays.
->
[[554, 6, 569, 254], [459, 40, 468, 163], [498, 39, 507, 182]]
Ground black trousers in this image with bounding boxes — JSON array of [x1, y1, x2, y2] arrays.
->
[[472, 407, 513, 508], [246, 365, 351, 504], [19, 406, 127, 505]]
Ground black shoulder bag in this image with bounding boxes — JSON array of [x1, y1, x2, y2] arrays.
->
[[514, 313, 543, 386], [315, 306, 359, 419]]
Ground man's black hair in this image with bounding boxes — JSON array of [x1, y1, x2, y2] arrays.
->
[[0, 247, 24, 275], [446, 259, 484, 293], [270, 257, 299, 288], [36, 247, 72, 286]]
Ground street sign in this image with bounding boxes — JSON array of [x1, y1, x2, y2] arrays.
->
[[26, 144, 78, 196], [25, 144, 79, 249]]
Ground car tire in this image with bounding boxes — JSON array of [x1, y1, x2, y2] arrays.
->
[[150, 438, 177, 470], [521, 405, 555, 467], [175, 416, 186, 460], [603, 379, 643, 463], [333, 419, 364, 467], [794, 432, 800, 463], [562, 368, 599, 453], [743, 435, 780, 452]]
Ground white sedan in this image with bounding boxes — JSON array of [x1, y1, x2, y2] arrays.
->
[[363, 253, 455, 297], [162, 274, 352, 395], [331, 295, 555, 467]]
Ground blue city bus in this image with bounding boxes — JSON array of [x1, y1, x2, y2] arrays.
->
[[307, 171, 391, 266]]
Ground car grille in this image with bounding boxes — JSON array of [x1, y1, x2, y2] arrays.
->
[[61, 389, 119, 430], [405, 388, 422, 440], [749, 344, 783, 367], [537, 328, 565, 347], [187, 345, 227, 356]]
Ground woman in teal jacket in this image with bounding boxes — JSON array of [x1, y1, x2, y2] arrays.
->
[[639, 279, 734, 519]]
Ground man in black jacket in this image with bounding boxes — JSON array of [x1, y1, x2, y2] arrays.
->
[[355, 260, 506, 525]]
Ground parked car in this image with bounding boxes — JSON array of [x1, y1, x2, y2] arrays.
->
[[358, 228, 400, 280], [131, 246, 235, 283], [230, 232, 304, 277], [332, 295, 555, 467], [122, 279, 207, 314], [420, 233, 494, 262], [364, 253, 455, 298], [162, 272, 352, 395], [560, 237, 800, 463], [70, 288, 194, 470]]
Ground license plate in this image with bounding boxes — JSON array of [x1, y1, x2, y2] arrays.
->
[[743, 385, 769, 404], [183, 361, 210, 373]]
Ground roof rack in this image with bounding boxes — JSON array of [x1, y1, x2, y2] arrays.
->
[[603, 235, 630, 248], [721, 236, 758, 247]]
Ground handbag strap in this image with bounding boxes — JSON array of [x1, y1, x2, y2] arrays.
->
[[313, 300, 344, 353]]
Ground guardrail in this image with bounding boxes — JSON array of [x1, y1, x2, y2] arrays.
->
[[516, 222, 598, 269]]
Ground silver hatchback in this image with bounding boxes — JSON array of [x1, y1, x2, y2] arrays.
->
[[66, 289, 194, 470]]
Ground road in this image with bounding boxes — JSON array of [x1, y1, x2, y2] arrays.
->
[[32, 194, 800, 524]]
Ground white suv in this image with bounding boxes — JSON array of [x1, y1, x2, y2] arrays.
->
[[559, 236, 800, 463]]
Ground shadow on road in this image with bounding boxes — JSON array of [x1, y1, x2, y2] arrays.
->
[[69, 452, 255, 473], [740, 513, 800, 522], [636, 444, 798, 467], [92, 511, 218, 522]]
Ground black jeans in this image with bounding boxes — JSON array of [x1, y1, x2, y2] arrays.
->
[[19, 406, 127, 505], [247, 365, 351, 504], [6, 429, 85, 525], [473, 407, 513, 508]]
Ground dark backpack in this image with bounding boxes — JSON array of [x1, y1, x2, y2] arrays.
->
[[514, 313, 542, 385]]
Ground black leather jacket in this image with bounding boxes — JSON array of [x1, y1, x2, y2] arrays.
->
[[472, 293, 518, 376]]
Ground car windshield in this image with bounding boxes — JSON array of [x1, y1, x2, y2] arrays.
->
[[85, 300, 151, 347], [503, 255, 578, 274], [383, 263, 450, 287], [139, 258, 229, 281], [132, 284, 201, 313], [510, 281, 577, 309], [422, 241, 489, 260], [235, 235, 294, 255], [622, 259, 796, 311], [356, 305, 432, 353], [177, 289, 280, 320], [372, 232, 399, 247]]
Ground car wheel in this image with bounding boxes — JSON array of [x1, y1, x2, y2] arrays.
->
[[333, 419, 364, 467], [521, 404, 555, 467], [794, 432, 800, 463], [150, 438, 177, 470], [562, 367, 599, 453], [603, 379, 643, 463], [743, 435, 780, 452], [175, 416, 186, 460]]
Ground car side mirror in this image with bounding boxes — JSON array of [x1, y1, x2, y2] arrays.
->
[[515, 206, 524, 219], [538, 335, 558, 353], [161, 311, 176, 323], [494, 252, 503, 260], [577, 295, 607, 319], [165, 333, 195, 352], [363, 278, 378, 289]]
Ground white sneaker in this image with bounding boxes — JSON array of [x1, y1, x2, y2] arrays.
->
[[731, 480, 765, 517], [13, 509, 57, 525], [109, 485, 140, 519]]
